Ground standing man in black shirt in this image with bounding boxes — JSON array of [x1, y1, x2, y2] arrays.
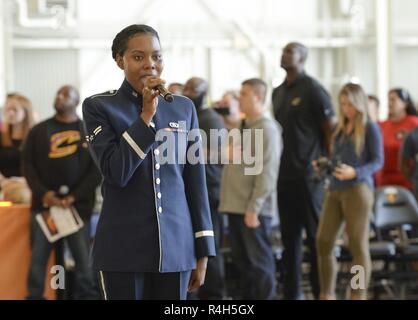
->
[[272, 42, 335, 300], [183, 77, 226, 299], [23, 85, 101, 299]]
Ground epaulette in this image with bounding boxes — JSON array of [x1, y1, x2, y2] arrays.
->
[[90, 90, 118, 99]]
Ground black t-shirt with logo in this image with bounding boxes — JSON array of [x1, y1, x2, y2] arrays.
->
[[22, 117, 101, 217], [272, 73, 334, 182], [47, 120, 82, 190]]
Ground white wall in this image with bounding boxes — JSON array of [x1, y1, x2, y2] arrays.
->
[[74, 0, 319, 101], [392, 0, 418, 105], [78, 49, 123, 104], [392, 47, 418, 101], [13, 49, 79, 119], [0, 0, 5, 106], [6, 0, 418, 122]]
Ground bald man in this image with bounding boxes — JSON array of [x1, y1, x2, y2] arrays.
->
[[272, 42, 336, 300], [23, 85, 101, 299], [183, 77, 226, 299]]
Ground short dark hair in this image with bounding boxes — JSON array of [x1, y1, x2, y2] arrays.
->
[[242, 78, 267, 103], [111, 24, 160, 60], [390, 88, 417, 116], [368, 94, 380, 107]]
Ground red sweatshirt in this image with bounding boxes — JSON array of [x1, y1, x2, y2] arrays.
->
[[376, 115, 418, 189]]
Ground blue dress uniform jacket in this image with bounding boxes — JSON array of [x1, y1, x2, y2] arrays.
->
[[82, 79, 216, 273]]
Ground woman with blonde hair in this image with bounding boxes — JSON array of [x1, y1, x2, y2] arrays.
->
[[0, 93, 35, 203], [315, 83, 384, 300]]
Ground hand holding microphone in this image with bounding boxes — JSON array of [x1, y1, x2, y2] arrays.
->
[[154, 84, 174, 102], [141, 77, 173, 126]]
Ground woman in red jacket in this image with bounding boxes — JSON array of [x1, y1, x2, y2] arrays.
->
[[376, 88, 418, 189]]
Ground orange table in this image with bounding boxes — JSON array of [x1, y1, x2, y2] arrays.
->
[[0, 204, 56, 300]]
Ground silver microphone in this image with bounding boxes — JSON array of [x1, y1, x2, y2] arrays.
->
[[155, 85, 174, 103]]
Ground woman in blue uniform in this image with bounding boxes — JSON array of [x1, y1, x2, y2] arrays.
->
[[82, 24, 216, 300]]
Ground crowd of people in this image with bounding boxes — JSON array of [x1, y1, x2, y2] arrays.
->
[[2, 24, 418, 300]]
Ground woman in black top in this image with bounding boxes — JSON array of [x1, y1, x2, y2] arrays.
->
[[0, 94, 34, 203], [0, 94, 35, 184]]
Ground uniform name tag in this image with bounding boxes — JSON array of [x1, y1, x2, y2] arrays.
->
[[163, 127, 188, 133], [164, 121, 187, 133]]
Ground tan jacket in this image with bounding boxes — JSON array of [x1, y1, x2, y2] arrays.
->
[[219, 114, 282, 217]]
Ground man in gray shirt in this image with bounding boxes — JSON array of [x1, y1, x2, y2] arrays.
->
[[219, 78, 282, 299]]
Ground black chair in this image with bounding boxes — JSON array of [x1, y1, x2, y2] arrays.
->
[[374, 186, 418, 232], [373, 186, 418, 299]]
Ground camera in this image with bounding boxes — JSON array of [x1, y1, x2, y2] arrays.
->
[[314, 156, 342, 182], [213, 106, 230, 116], [212, 101, 231, 116]]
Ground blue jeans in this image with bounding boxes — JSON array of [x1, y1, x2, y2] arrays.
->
[[27, 212, 96, 299], [227, 214, 276, 300]]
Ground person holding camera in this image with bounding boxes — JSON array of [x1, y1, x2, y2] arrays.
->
[[213, 91, 242, 130], [183, 77, 226, 299], [315, 83, 383, 300]]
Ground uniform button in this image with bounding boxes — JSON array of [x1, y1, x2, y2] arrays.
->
[[154, 149, 160, 156], [158, 207, 162, 213], [156, 178, 161, 185], [155, 163, 160, 170], [157, 192, 162, 199]]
